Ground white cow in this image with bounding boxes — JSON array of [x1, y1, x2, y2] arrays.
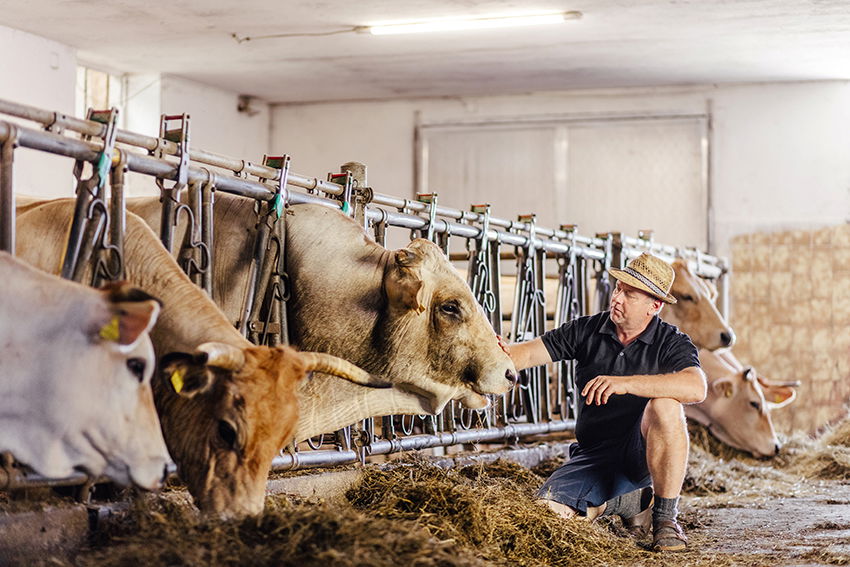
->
[[0, 251, 169, 489], [685, 348, 798, 458]]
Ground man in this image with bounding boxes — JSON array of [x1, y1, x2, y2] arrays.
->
[[501, 252, 706, 552]]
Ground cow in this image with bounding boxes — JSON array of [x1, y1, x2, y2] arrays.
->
[[661, 259, 736, 351], [14, 199, 386, 518], [0, 251, 168, 490], [126, 194, 518, 441], [685, 348, 797, 458]]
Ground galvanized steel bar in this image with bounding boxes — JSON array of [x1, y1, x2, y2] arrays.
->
[[0, 125, 17, 254], [0, 98, 343, 196], [272, 420, 575, 470]]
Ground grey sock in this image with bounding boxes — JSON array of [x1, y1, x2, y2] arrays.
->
[[652, 496, 679, 525], [602, 488, 644, 518]]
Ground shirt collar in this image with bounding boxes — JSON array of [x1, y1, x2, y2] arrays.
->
[[600, 312, 660, 345]]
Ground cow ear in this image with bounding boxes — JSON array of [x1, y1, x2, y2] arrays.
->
[[712, 376, 735, 398], [98, 282, 161, 351], [160, 352, 215, 398], [761, 382, 797, 409], [385, 247, 425, 313]]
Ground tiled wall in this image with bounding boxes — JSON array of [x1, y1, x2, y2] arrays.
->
[[730, 225, 850, 435]]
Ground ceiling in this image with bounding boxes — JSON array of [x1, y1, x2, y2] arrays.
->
[[3, 0, 850, 104]]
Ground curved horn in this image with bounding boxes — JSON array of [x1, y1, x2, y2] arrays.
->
[[197, 342, 246, 371], [299, 352, 390, 388]]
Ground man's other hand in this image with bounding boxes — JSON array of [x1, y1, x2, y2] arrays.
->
[[582, 375, 629, 405]]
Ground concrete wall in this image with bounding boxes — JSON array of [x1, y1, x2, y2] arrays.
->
[[0, 24, 77, 198], [270, 82, 850, 260]]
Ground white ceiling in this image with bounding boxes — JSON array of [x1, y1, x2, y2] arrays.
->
[[3, 0, 850, 104]]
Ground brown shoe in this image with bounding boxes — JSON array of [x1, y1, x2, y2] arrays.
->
[[621, 487, 653, 539], [652, 519, 688, 552]]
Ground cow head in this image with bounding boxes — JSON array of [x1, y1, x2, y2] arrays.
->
[[687, 350, 797, 458], [156, 342, 382, 518], [663, 260, 735, 350], [88, 283, 170, 490], [6, 278, 169, 490], [381, 239, 517, 413]]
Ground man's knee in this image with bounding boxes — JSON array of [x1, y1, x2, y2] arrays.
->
[[643, 398, 686, 432], [536, 498, 579, 520]]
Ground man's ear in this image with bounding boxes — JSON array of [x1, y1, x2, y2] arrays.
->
[[384, 247, 425, 313]]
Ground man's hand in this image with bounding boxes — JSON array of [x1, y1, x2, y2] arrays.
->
[[582, 375, 630, 405]]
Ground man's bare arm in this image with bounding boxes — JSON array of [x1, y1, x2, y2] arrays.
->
[[581, 366, 707, 406], [500, 337, 553, 370]]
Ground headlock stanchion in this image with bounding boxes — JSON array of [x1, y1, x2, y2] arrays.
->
[[0, 97, 730, 485], [60, 108, 120, 282]]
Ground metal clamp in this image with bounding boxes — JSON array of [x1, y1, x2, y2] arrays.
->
[[327, 170, 354, 215], [416, 192, 439, 242]]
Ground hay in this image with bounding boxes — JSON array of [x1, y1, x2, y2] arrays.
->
[[76, 492, 486, 567]]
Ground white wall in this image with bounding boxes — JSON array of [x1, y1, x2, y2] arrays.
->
[[125, 74, 272, 196], [0, 24, 77, 197], [270, 82, 850, 260]]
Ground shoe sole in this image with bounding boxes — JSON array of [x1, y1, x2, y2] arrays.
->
[[653, 543, 687, 552]]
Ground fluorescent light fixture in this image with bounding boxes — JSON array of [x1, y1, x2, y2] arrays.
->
[[361, 11, 582, 36]]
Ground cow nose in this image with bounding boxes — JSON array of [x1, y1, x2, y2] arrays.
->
[[720, 331, 735, 347], [505, 370, 518, 386], [774, 443, 781, 456]]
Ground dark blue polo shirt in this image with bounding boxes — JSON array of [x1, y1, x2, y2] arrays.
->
[[541, 311, 699, 447]]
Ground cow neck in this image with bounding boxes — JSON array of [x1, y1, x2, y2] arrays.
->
[[288, 225, 396, 374], [122, 218, 247, 352], [293, 374, 432, 443]]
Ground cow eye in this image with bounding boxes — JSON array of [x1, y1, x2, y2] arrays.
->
[[749, 401, 761, 411], [126, 358, 146, 382], [439, 301, 461, 317], [217, 420, 239, 450], [680, 294, 695, 302]]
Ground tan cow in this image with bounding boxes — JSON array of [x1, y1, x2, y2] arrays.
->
[[685, 348, 797, 458], [15, 199, 384, 518], [0, 251, 168, 489], [127, 195, 518, 441], [661, 260, 735, 351]]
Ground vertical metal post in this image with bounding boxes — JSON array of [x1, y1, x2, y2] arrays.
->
[[201, 179, 215, 297], [109, 150, 127, 277], [341, 161, 369, 229], [0, 126, 18, 255]]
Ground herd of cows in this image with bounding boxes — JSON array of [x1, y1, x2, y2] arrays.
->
[[1, 192, 797, 519]]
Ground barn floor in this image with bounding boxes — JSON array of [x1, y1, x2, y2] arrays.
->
[[681, 480, 850, 566]]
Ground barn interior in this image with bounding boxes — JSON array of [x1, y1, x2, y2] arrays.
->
[[1, 1, 850, 565]]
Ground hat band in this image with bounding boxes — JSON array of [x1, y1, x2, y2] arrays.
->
[[623, 266, 668, 299]]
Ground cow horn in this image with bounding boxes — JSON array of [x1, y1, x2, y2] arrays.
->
[[196, 342, 246, 371], [299, 352, 390, 388]]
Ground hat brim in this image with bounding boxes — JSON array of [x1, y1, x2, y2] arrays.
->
[[608, 268, 677, 304]]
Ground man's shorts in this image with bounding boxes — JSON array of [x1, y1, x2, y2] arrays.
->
[[536, 419, 651, 514]]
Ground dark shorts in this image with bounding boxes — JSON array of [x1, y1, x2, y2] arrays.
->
[[536, 420, 651, 514]]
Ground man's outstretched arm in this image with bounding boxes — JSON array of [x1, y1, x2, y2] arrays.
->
[[499, 336, 553, 371]]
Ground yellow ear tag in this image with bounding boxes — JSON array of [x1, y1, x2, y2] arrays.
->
[[170, 369, 185, 394], [99, 316, 121, 342]]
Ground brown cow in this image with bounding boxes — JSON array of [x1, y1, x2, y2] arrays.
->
[[15, 199, 383, 518], [685, 348, 797, 458]]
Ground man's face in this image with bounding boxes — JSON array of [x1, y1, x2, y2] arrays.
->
[[610, 280, 659, 329]]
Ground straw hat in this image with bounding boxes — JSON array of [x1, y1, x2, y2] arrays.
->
[[608, 252, 677, 304]]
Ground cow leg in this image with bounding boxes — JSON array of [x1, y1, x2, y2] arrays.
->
[[640, 398, 688, 498]]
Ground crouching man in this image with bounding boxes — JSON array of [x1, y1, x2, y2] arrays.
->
[[500, 253, 706, 552]]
